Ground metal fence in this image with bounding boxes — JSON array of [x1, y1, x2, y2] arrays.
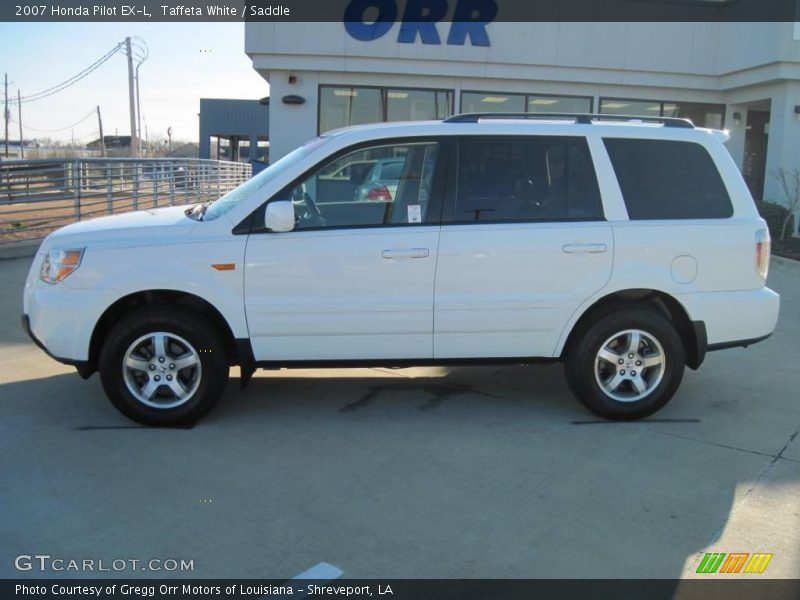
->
[[0, 158, 252, 246]]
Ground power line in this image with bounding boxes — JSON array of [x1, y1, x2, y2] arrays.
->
[[9, 43, 123, 105], [19, 108, 97, 133], [69, 130, 101, 142]]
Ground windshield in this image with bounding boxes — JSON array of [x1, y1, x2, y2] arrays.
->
[[203, 136, 330, 221]]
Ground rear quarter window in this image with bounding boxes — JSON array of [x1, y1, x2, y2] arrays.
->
[[604, 139, 733, 220]]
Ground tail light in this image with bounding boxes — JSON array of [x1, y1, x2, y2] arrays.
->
[[367, 186, 392, 202], [755, 228, 770, 280]]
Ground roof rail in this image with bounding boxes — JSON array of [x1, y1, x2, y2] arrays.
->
[[442, 112, 695, 129]]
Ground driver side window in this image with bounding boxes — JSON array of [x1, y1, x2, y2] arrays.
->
[[284, 141, 440, 230]]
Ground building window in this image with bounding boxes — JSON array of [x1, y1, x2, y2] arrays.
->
[[599, 98, 725, 129], [319, 86, 453, 133], [461, 91, 593, 115], [528, 95, 593, 114], [462, 92, 527, 113]]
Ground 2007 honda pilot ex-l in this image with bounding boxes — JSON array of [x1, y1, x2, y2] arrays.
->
[[23, 114, 780, 426]]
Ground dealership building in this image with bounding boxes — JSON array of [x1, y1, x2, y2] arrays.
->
[[245, 21, 800, 214]]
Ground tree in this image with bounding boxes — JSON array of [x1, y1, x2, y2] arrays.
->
[[772, 167, 800, 240]]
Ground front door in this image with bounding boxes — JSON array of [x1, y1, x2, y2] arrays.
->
[[434, 136, 613, 358], [244, 140, 444, 361]]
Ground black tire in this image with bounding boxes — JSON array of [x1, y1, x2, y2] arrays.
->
[[565, 306, 685, 420], [99, 306, 229, 426]]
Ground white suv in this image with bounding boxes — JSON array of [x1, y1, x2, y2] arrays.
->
[[23, 114, 780, 426]]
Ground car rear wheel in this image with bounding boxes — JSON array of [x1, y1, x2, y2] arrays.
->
[[565, 307, 685, 420], [99, 307, 229, 426]]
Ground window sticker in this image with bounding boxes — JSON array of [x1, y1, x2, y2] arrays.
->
[[407, 204, 422, 224]]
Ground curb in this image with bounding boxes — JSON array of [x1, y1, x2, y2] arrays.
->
[[0, 240, 40, 261]]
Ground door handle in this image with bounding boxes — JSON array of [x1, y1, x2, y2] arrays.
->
[[562, 243, 608, 254], [382, 248, 430, 259]]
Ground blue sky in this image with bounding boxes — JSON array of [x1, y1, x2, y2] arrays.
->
[[0, 23, 269, 144]]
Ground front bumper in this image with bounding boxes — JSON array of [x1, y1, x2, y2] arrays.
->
[[21, 314, 93, 378], [23, 265, 118, 374]]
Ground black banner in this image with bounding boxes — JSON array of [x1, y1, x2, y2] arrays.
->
[[3, 579, 800, 600], [0, 0, 797, 23]]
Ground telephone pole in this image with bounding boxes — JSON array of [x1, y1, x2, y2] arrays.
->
[[4, 73, 8, 158], [125, 37, 139, 157], [17, 89, 23, 159], [135, 63, 142, 154], [96, 105, 105, 157]]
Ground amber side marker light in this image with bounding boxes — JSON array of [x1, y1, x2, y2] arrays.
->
[[211, 263, 236, 271]]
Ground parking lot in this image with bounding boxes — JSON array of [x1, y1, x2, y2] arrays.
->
[[1, 254, 798, 580]]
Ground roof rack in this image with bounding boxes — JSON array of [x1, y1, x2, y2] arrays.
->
[[442, 112, 695, 129]]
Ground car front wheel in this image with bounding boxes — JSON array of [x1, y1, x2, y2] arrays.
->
[[99, 307, 229, 426], [565, 307, 685, 420]]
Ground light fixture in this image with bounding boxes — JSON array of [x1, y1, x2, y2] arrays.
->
[[387, 92, 409, 99], [733, 111, 742, 126], [282, 94, 305, 105], [601, 102, 630, 110], [531, 98, 558, 106], [481, 96, 510, 104], [334, 89, 357, 97]]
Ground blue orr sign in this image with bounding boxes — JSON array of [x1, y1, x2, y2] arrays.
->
[[344, 0, 497, 46]]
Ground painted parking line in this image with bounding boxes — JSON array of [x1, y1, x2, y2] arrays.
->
[[292, 561, 344, 581], [258, 562, 344, 599]]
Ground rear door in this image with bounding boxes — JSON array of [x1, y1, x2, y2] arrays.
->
[[434, 135, 613, 358]]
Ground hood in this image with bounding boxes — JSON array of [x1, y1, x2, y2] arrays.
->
[[44, 205, 197, 249]]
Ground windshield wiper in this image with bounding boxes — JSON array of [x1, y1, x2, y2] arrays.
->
[[185, 202, 211, 221]]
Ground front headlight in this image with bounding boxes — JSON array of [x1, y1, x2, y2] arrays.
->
[[39, 248, 85, 284]]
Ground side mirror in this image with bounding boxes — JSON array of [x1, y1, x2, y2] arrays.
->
[[264, 200, 295, 232]]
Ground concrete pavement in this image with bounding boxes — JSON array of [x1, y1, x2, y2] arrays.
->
[[1, 255, 798, 579]]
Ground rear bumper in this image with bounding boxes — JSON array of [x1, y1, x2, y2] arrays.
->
[[676, 287, 780, 348], [707, 333, 773, 352]]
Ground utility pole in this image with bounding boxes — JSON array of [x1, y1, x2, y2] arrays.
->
[[125, 37, 139, 158], [96, 105, 105, 157], [135, 63, 142, 153], [4, 73, 8, 158], [17, 89, 23, 159]]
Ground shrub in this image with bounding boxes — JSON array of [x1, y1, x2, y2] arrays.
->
[[757, 200, 795, 240], [770, 168, 800, 240]]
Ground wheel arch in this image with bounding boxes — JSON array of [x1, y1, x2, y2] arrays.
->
[[87, 290, 240, 375], [558, 288, 706, 370]]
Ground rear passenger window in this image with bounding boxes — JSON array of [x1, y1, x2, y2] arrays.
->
[[604, 139, 733, 220], [451, 137, 603, 223]]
